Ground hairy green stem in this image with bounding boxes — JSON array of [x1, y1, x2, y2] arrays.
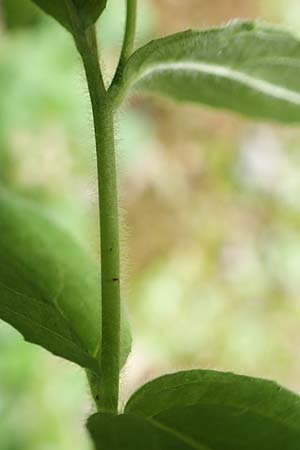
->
[[111, 0, 137, 88], [76, 27, 121, 414], [120, 0, 137, 65]]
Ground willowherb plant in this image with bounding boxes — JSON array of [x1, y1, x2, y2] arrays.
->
[[2, 1, 300, 449]]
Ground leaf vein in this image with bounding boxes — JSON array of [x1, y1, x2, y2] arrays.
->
[[136, 61, 300, 105]]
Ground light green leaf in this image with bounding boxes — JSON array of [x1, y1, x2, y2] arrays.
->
[[0, 187, 131, 373], [31, 0, 107, 31], [121, 21, 300, 123], [123, 370, 300, 450]]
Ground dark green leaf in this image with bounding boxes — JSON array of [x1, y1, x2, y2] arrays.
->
[[87, 412, 195, 450], [0, 187, 131, 373], [31, 0, 107, 31], [3, 0, 42, 30], [122, 21, 300, 123], [123, 370, 300, 450]]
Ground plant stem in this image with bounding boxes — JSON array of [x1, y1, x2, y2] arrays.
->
[[111, 0, 137, 87], [76, 27, 121, 414], [121, 0, 137, 64]]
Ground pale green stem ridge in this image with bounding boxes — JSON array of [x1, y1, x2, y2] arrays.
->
[[76, 26, 121, 414]]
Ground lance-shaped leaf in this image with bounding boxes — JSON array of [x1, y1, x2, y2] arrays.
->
[[122, 21, 300, 123], [0, 187, 131, 373], [31, 0, 107, 31]]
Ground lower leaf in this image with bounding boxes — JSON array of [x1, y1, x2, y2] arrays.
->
[[87, 412, 196, 450], [87, 370, 300, 450]]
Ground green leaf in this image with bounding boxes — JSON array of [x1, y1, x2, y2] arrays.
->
[[87, 412, 195, 450], [125, 370, 300, 450], [122, 21, 300, 123], [0, 187, 131, 373], [31, 0, 107, 31]]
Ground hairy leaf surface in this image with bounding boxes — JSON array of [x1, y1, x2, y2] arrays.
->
[[122, 21, 300, 123], [31, 0, 107, 31], [0, 187, 131, 372]]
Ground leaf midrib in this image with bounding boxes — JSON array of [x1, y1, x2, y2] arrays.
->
[[127, 378, 300, 432], [136, 398, 300, 450], [133, 61, 300, 106], [147, 416, 213, 450]]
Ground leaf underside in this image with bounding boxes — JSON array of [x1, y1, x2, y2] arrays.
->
[[88, 370, 300, 450], [31, 0, 107, 31], [0, 187, 131, 373], [123, 20, 300, 123]]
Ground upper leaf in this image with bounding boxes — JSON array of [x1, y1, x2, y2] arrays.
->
[[121, 21, 300, 123], [123, 370, 300, 450], [0, 187, 131, 373], [31, 0, 107, 31]]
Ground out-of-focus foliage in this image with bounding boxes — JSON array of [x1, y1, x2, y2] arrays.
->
[[1, 0, 300, 448], [0, 323, 92, 450], [2, 0, 42, 30]]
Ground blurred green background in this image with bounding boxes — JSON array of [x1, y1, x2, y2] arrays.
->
[[1, 0, 300, 448]]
